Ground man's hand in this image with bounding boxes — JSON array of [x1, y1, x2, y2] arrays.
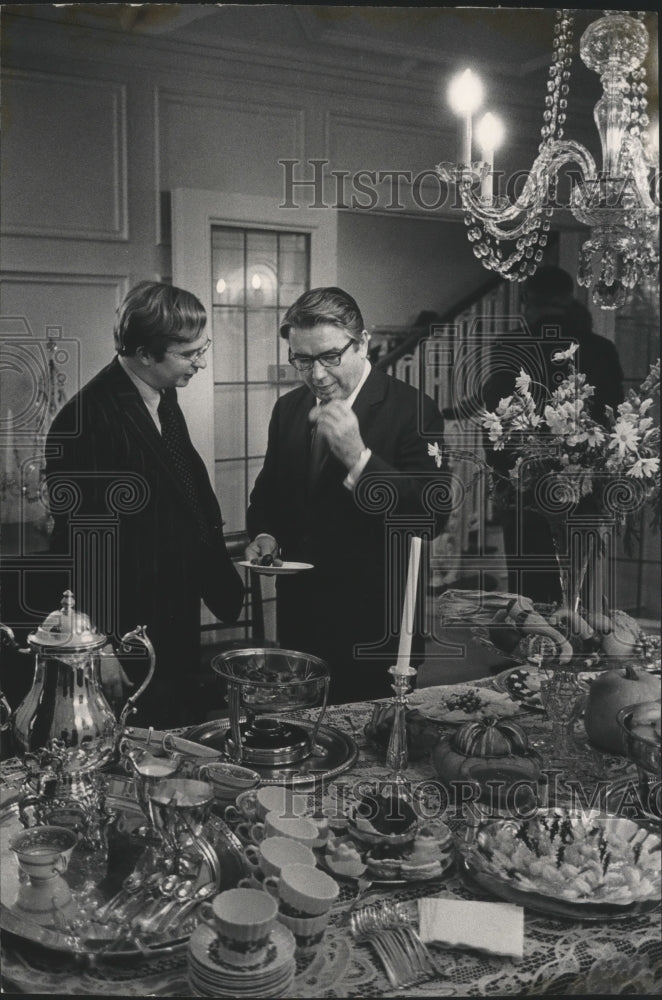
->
[[309, 401, 365, 471], [99, 647, 133, 709], [245, 533, 279, 563]]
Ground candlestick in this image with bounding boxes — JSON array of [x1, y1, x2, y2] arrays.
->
[[395, 536, 422, 672], [386, 664, 417, 779]]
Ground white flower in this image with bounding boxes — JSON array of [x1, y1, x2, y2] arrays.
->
[[481, 411, 504, 443], [609, 419, 640, 457], [515, 369, 532, 394], [551, 343, 579, 362], [427, 441, 443, 468], [629, 457, 659, 478], [584, 425, 606, 448]]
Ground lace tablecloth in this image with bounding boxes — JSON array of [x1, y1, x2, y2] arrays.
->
[[1, 693, 660, 997]]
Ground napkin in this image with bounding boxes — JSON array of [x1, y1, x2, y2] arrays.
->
[[418, 898, 524, 960]]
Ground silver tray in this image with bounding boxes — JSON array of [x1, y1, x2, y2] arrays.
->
[[0, 778, 248, 960], [183, 718, 358, 788]]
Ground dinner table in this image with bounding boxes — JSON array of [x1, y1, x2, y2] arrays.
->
[[1, 672, 660, 998]]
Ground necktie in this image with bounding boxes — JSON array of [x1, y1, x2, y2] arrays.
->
[[158, 390, 211, 544], [308, 418, 328, 490]]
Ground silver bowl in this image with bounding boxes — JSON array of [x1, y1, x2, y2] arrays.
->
[[616, 702, 661, 776], [211, 647, 329, 714]]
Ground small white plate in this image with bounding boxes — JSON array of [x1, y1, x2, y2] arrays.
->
[[238, 561, 314, 576]]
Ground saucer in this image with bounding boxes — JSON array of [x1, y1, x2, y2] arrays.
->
[[189, 920, 295, 981]]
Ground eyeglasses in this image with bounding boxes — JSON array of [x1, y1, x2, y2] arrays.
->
[[166, 339, 212, 363], [288, 339, 355, 372]]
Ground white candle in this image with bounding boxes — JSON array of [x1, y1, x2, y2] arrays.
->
[[395, 536, 422, 672], [459, 115, 472, 167], [476, 113, 505, 203], [448, 70, 483, 166]]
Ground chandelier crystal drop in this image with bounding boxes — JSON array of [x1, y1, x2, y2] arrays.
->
[[437, 10, 659, 309]]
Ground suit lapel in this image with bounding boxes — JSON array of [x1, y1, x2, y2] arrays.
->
[[106, 360, 198, 508]]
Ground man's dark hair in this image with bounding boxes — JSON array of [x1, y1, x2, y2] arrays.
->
[[114, 281, 207, 361], [279, 286, 365, 341]]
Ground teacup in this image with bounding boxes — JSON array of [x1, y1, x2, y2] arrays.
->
[[196, 762, 259, 803], [277, 908, 330, 949], [309, 811, 329, 849], [10, 825, 77, 882], [254, 786, 310, 822], [224, 789, 260, 824], [264, 862, 339, 917], [244, 812, 319, 849], [244, 835, 317, 879], [227, 785, 310, 825], [199, 888, 277, 967]]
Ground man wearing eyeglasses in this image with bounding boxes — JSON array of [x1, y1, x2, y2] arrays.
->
[[246, 286, 447, 704], [45, 281, 244, 726]]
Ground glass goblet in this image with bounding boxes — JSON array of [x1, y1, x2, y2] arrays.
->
[[538, 668, 589, 774]]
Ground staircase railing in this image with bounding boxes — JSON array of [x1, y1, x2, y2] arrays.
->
[[375, 278, 520, 589]]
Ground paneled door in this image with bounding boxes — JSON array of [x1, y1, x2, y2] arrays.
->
[[172, 190, 337, 637], [210, 225, 309, 536]]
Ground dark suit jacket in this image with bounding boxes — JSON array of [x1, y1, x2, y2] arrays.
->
[[45, 358, 244, 725], [246, 367, 447, 702]]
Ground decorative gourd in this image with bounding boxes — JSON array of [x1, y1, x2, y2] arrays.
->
[[432, 717, 540, 787], [452, 717, 529, 757]]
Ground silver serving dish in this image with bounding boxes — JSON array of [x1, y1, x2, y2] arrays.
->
[[458, 807, 661, 920], [617, 702, 661, 776], [184, 717, 358, 788], [211, 647, 329, 713], [0, 777, 248, 960], [211, 648, 330, 765]]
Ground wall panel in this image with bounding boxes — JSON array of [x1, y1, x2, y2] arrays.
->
[[1, 70, 128, 241]]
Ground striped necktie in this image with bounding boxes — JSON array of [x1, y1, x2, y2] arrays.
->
[[158, 390, 211, 544], [308, 419, 328, 490]]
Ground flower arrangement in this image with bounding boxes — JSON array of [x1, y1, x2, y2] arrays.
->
[[480, 347, 660, 538]]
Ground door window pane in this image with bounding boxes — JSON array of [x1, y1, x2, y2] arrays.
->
[[212, 307, 245, 382], [246, 309, 279, 382], [247, 385, 278, 457], [215, 459, 245, 535], [211, 225, 310, 548], [214, 385, 245, 459]]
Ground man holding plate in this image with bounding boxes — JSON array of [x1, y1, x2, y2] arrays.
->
[[246, 287, 448, 704]]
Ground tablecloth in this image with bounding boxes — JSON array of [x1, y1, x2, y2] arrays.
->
[[1, 688, 660, 997]]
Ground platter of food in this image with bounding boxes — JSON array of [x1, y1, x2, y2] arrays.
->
[[457, 808, 661, 920], [322, 786, 454, 884], [408, 684, 521, 723], [238, 560, 313, 576], [321, 823, 454, 885]]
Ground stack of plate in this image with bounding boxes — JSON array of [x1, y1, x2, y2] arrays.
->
[[187, 921, 296, 998]]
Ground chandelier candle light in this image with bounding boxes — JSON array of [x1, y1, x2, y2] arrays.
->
[[437, 10, 659, 308], [386, 536, 422, 776]]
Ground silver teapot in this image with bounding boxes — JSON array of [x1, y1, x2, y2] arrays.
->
[[10, 590, 155, 770]]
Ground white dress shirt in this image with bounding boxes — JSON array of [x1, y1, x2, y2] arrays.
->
[[118, 355, 162, 432]]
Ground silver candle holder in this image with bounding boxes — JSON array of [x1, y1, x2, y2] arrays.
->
[[385, 665, 417, 781]]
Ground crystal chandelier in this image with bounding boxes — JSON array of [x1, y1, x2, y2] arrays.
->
[[437, 10, 659, 309]]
